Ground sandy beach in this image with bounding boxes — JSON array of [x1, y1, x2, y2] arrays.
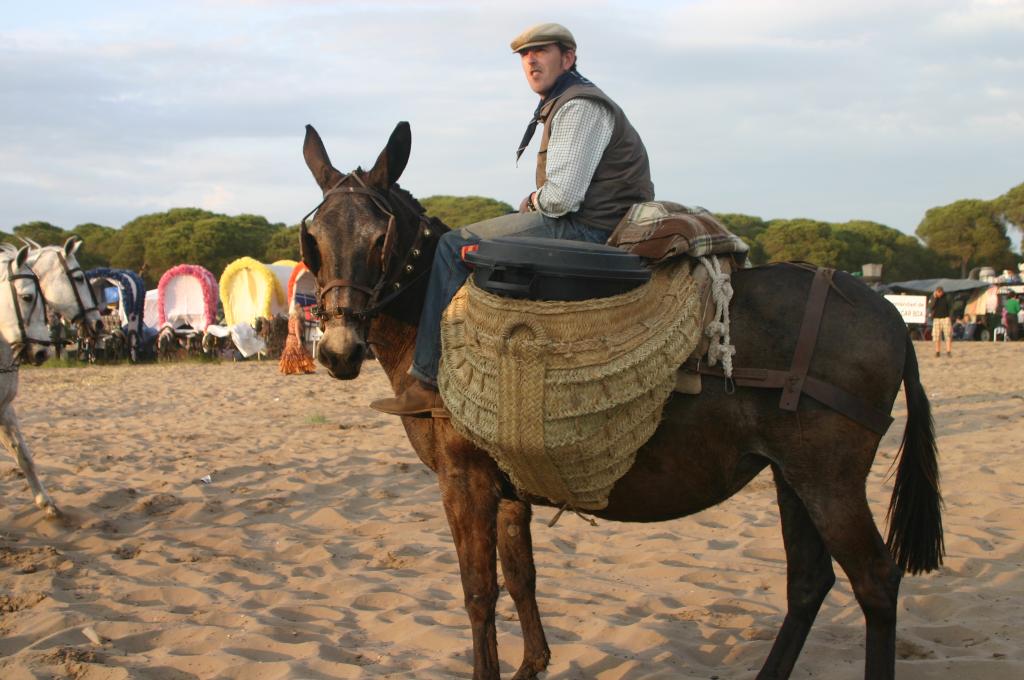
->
[[1, 341, 1022, 679]]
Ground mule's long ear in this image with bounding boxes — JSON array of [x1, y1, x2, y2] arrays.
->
[[366, 121, 411, 190], [303, 124, 343, 192]]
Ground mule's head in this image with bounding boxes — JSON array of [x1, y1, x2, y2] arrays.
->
[[26, 237, 103, 337], [0, 247, 52, 365], [300, 122, 413, 380]]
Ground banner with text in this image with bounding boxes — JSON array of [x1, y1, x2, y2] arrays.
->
[[884, 294, 928, 324]]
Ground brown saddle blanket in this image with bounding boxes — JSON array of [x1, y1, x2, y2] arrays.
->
[[607, 201, 750, 265]]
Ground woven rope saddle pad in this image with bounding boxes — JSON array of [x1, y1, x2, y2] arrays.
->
[[438, 258, 701, 510]]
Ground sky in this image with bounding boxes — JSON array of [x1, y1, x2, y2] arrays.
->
[[1, 0, 1022, 243]]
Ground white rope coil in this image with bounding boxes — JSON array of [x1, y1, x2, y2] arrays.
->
[[700, 256, 735, 378]]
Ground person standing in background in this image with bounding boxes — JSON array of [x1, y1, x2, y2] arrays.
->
[[931, 286, 952, 357], [1004, 291, 1021, 341], [49, 312, 66, 360]]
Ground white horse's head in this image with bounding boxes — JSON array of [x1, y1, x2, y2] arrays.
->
[[23, 237, 103, 336], [0, 246, 52, 366]]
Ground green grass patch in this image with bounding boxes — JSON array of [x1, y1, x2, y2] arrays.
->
[[28, 355, 89, 369]]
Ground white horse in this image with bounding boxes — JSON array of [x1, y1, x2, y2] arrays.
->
[[21, 237, 103, 338], [0, 246, 56, 516]]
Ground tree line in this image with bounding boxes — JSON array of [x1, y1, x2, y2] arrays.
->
[[4, 183, 1021, 287]]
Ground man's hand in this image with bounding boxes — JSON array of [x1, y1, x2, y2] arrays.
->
[[518, 192, 537, 213]]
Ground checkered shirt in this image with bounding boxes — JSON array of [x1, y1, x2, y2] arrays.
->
[[535, 98, 614, 217]]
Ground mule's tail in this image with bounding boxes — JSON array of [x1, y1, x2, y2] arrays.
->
[[886, 334, 944, 574]]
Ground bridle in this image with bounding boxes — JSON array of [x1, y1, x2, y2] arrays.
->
[[2, 258, 51, 370], [301, 172, 437, 326], [51, 248, 100, 324]]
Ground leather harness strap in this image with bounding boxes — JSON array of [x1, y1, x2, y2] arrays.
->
[[780, 267, 832, 412], [56, 250, 100, 323], [318, 278, 374, 300], [301, 172, 437, 325], [682, 265, 893, 436]]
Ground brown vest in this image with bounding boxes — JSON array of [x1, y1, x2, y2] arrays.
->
[[536, 83, 654, 230]]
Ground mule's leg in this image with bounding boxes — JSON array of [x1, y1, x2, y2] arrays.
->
[[800, 484, 902, 680], [757, 467, 835, 680], [438, 451, 502, 680], [0, 404, 59, 518], [497, 498, 550, 680]]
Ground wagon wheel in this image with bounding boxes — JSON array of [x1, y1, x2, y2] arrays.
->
[[109, 330, 128, 361], [127, 331, 139, 363]]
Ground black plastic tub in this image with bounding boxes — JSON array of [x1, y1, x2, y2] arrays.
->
[[464, 236, 651, 302]]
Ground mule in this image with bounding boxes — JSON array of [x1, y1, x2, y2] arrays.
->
[[300, 123, 943, 680], [0, 246, 57, 516]]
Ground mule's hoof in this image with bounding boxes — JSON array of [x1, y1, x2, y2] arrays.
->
[[512, 653, 550, 680], [512, 670, 541, 680]]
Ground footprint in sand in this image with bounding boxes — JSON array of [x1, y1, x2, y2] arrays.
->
[[138, 493, 183, 516], [0, 591, 47, 613]]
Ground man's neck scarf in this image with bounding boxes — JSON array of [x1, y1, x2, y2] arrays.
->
[[515, 69, 592, 162]]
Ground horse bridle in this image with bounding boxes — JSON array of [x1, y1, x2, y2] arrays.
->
[[301, 172, 436, 326], [53, 249, 100, 324], [3, 258, 51, 369]]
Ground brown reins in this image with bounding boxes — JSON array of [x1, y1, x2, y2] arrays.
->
[[301, 172, 437, 326], [21, 239, 101, 326], [54, 249, 100, 324]]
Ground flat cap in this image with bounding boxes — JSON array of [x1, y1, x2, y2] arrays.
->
[[510, 22, 576, 52]]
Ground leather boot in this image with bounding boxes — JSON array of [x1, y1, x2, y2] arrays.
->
[[370, 380, 450, 418]]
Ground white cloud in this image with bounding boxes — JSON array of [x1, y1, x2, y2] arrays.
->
[[0, 0, 1021, 237], [930, 0, 1024, 34]]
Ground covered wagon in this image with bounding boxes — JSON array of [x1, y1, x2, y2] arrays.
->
[[86, 267, 147, 361], [219, 257, 290, 327]]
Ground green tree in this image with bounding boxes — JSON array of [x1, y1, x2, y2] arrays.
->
[[264, 225, 301, 262], [71, 222, 119, 270], [420, 195, 513, 229], [143, 220, 198, 278], [114, 208, 287, 286], [916, 199, 1013, 277], [832, 220, 953, 281], [116, 208, 216, 282], [757, 219, 848, 267], [715, 213, 767, 264], [12, 221, 68, 246], [111, 228, 148, 277], [995, 181, 1024, 234]]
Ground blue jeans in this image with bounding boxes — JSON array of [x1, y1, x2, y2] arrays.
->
[[410, 212, 608, 385]]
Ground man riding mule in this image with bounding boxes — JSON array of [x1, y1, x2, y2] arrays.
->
[[369, 22, 654, 418]]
